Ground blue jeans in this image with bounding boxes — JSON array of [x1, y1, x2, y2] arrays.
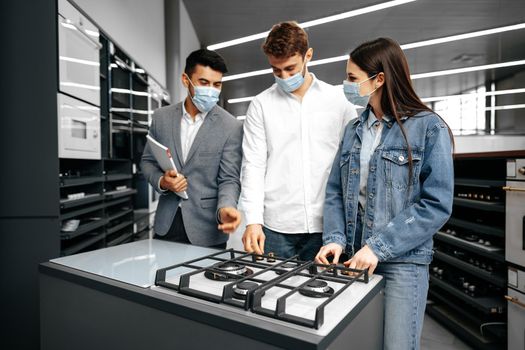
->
[[262, 227, 322, 261], [375, 262, 429, 350]]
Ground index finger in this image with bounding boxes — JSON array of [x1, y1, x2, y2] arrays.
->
[[259, 234, 265, 254], [253, 238, 263, 255], [332, 249, 342, 265], [317, 249, 331, 265]]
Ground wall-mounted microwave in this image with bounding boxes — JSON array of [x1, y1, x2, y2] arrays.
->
[[58, 93, 101, 159]]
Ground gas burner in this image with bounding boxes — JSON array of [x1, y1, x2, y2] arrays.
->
[[275, 262, 297, 275], [204, 262, 254, 281], [299, 280, 335, 298], [155, 248, 371, 329], [233, 281, 260, 300]]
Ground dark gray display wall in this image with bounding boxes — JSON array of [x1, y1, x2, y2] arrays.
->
[[0, 0, 60, 349]]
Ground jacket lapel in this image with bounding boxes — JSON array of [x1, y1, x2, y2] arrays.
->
[[171, 102, 184, 168], [183, 106, 220, 166]]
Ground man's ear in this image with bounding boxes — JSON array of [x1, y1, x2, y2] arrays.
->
[[181, 73, 190, 88], [305, 47, 314, 62]]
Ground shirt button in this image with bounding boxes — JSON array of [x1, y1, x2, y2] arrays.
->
[[398, 155, 405, 162]]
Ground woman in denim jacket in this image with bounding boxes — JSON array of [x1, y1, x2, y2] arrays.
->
[[315, 38, 454, 350]]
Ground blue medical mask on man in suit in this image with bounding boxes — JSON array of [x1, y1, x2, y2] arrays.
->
[[274, 57, 308, 93], [343, 74, 378, 108], [185, 73, 221, 113]]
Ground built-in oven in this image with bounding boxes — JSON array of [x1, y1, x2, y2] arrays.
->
[[505, 158, 525, 350], [58, 0, 101, 106], [57, 93, 101, 159]]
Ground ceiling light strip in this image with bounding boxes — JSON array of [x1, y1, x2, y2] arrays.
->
[[221, 22, 525, 82], [401, 23, 525, 50], [411, 60, 525, 80], [228, 73, 525, 104], [207, 0, 417, 50], [421, 88, 525, 102]]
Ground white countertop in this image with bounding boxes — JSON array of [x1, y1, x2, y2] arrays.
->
[[50, 239, 219, 287]]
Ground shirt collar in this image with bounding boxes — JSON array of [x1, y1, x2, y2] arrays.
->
[[353, 106, 404, 128], [366, 110, 380, 129], [182, 101, 208, 122]]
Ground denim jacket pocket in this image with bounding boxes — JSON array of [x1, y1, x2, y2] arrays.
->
[[382, 149, 422, 190]]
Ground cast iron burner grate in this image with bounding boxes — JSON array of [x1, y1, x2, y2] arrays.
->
[[155, 248, 369, 329]]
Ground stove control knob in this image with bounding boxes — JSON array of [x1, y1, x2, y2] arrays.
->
[[519, 167, 525, 175]]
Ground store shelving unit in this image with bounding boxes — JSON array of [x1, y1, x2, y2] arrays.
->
[[428, 156, 508, 350]]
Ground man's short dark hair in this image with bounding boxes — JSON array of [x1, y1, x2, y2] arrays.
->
[[184, 49, 228, 77], [262, 21, 309, 58]]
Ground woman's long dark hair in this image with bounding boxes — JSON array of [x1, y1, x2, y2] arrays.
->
[[350, 37, 454, 185]]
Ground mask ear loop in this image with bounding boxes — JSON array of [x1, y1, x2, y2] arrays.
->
[[361, 73, 380, 96], [184, 73, 197, 99]]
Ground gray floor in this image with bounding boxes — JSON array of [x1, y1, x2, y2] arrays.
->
[[422, 313, 472, 350]]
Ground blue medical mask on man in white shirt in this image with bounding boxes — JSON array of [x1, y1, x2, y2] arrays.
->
[[274, 58, 308, 93], [185, 74, 221, 113], [343, 74, 378, 108]]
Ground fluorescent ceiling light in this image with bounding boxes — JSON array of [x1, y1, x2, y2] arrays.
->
[[208, 0, 417, 50], [411, 60, 525, 79], [227, 61, 525, 104], [401, 23, 525, 50], [421, 88, 525, 102], [223, 68, 272, 82], [228, 96, 256, 104], [221, 22, 525, 82]]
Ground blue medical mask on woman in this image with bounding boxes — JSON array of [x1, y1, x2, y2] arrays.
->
[[274, 59, 307, 93], [343, 74, 378, 108], [185, 74, 221, 113]]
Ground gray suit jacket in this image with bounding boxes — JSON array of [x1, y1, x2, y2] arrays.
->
[[140, 102, 243, 246]]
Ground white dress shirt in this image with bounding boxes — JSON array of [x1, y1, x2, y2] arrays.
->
[[181, 103, 208, 162], [241, 74, 358, 233], [158, 102, 208, 191]]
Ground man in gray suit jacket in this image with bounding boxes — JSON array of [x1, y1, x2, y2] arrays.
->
[[141, 49, 243, 248]]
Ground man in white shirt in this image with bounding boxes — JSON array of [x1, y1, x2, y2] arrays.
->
[[241, 22, 357, 260]]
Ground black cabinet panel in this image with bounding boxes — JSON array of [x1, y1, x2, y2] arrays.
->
[[0, 218, 60, 349]]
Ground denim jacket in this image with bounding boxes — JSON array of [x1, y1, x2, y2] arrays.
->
[[323, 107, 454, 264]]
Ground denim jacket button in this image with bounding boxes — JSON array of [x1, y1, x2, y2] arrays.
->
[[398, 155, 405, 162], [369, 193, 374, 199], [367, 221, 373, 228]]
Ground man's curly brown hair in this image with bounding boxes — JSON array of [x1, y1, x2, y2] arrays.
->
[[262, 21, 309, 58]]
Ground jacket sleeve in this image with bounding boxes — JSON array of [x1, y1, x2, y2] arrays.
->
[[140, 111, 166, 194], [322, 137, 348, 250], [365, 121, 454, 261], [217, 120, 243, 213]]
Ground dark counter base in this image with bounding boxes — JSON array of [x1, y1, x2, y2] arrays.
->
[[39, 263, 384, 350]]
